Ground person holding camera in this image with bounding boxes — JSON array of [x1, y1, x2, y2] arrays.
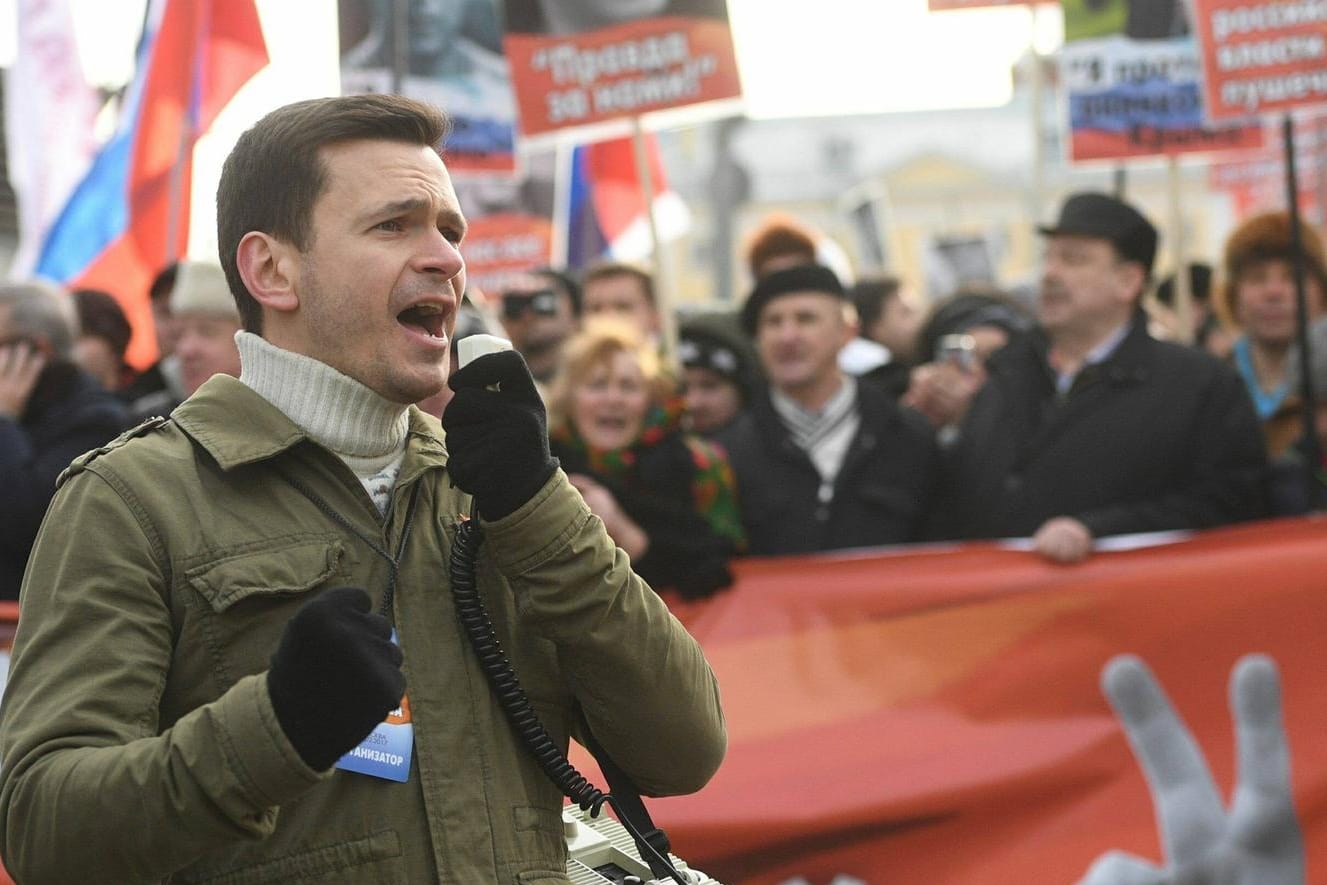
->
[[0, 282, 131, 599], [0, 94, 724, 883], [929, 193, 1267, 562]]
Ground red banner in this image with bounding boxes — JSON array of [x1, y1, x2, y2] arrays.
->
[[1193, 0, 1327, 122], [502, 9, 741, 137], [575, 518, 1327, 883]]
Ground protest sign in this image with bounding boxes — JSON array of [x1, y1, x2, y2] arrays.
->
[[459, 212, 555, 294], [1060, 0, 1263, 160], [501, 0, 741, 137], [1192, 0, 1327, 122], [1209, 112, 1327, 217], [339, 0, 518, 172]]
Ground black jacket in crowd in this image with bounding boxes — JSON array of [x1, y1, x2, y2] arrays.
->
[[717, 379, 940, 556], [1, 362, 131, 599], [929, 318, 1268, 541]]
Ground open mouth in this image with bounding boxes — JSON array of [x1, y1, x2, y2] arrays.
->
[[398, 303, 448, 339]]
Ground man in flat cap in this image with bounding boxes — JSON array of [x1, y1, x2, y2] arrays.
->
[[718, 263, 938, 555], [930, 192, 1267, 562]]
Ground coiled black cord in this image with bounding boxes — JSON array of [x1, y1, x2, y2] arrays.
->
[[448, 507, 688, 885], [448, 510, 606, 814]]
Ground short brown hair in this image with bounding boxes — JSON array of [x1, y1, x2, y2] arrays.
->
[[216, 94, 450, 334], [582, 261, 655, 306]]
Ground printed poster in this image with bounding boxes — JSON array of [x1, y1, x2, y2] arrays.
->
[[1059, 0, 1263, 160], [339, 0, 518, 172], [1191, 0, 1327, 122], [501, 0, 741, 136]]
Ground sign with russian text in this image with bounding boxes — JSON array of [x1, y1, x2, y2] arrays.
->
[[501, 0, 741, 137], [460, 212, 555, 295], [1209, 112, 1327, 217], [1192, 0, 1327, 121], [1061, 0, 1264, 160]]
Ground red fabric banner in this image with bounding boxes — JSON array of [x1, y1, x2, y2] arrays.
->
[[587, 518, 1327, 883]]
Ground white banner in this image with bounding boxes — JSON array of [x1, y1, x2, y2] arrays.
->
[[4, 0, 101, 279]]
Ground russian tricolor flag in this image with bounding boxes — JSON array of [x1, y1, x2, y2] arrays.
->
[[565, 133, 690, 270], [35, 0, 267, 369]]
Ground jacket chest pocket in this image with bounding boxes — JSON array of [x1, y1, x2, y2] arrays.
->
[[178, 535, 354, 690]]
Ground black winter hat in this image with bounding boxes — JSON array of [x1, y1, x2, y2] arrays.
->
[[740, 263, 847, 335]]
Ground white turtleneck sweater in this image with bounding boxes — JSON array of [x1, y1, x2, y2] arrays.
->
[[237, 332, 410, 516]]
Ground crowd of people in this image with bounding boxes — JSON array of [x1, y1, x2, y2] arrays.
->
[[5, 178, 1327, 601], [0, 89, 1317, 884], [454, 189, 1327, 583]]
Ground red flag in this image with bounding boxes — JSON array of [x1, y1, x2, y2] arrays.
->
[[72, 0, 268, 369]]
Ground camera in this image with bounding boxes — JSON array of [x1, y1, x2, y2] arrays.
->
[[937, 333, 977, 372], [501, 288, 560, 321]]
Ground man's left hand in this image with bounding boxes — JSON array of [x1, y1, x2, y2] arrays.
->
[[1033, 516, 1093, 563]]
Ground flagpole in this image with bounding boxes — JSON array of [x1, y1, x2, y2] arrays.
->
[[1027, 3, 1045, 226], [630, 114, 676, 361], [550, 140, 573, 267], [1283, 112, 1323, 508], [164, 0, 204, 265], [1166, 155, 1193, 345]]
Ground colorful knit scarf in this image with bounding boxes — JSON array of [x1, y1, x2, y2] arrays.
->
[[553, 397, 746, 548]]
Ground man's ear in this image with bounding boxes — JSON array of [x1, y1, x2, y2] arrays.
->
[[236, 232, 300, 315], [1118, 261, 1147, 304]]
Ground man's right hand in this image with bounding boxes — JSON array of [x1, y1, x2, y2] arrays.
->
[[902, 360, 985, 430], [0, 340, 46, 418], [267, 587, 406, 771], [1077, 654, 1303, 885]]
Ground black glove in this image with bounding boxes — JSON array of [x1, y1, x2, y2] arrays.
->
[[443, 349, 557, 520], [266, 586, 406, 772]]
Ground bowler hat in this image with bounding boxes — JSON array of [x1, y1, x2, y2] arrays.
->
[[1038, 192, 1159, 275]]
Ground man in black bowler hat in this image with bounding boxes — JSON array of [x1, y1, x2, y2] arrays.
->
[[717, 263, 939, 555], [928, 192, 1267, 562]]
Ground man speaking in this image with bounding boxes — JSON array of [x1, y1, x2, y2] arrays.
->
[[0, 94, 725, 884]]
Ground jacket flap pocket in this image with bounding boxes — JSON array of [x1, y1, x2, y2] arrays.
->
[[187, 537, 347, 613]]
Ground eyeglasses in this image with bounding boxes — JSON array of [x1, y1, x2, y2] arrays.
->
[[501, 289, 561, 321]]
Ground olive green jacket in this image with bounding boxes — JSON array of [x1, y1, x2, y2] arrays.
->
[[0, 375, 725, 884]]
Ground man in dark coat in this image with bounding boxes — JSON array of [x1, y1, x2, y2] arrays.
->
[[718, 264, 939, 555], [1, 282, 130, 598], [931, 193, 1266, 562]]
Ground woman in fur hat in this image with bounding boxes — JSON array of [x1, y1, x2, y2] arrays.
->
[[1218, 211, 1327, 457]]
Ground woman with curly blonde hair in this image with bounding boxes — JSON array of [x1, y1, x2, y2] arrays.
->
[[548, 319, 744, 599]]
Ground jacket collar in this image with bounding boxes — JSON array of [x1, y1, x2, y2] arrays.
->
[[1021, 313, 1154, 388], [174, 375, 448, 474]]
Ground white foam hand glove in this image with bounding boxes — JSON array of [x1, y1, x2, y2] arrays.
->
[[1078, 654, 1303, 885]]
